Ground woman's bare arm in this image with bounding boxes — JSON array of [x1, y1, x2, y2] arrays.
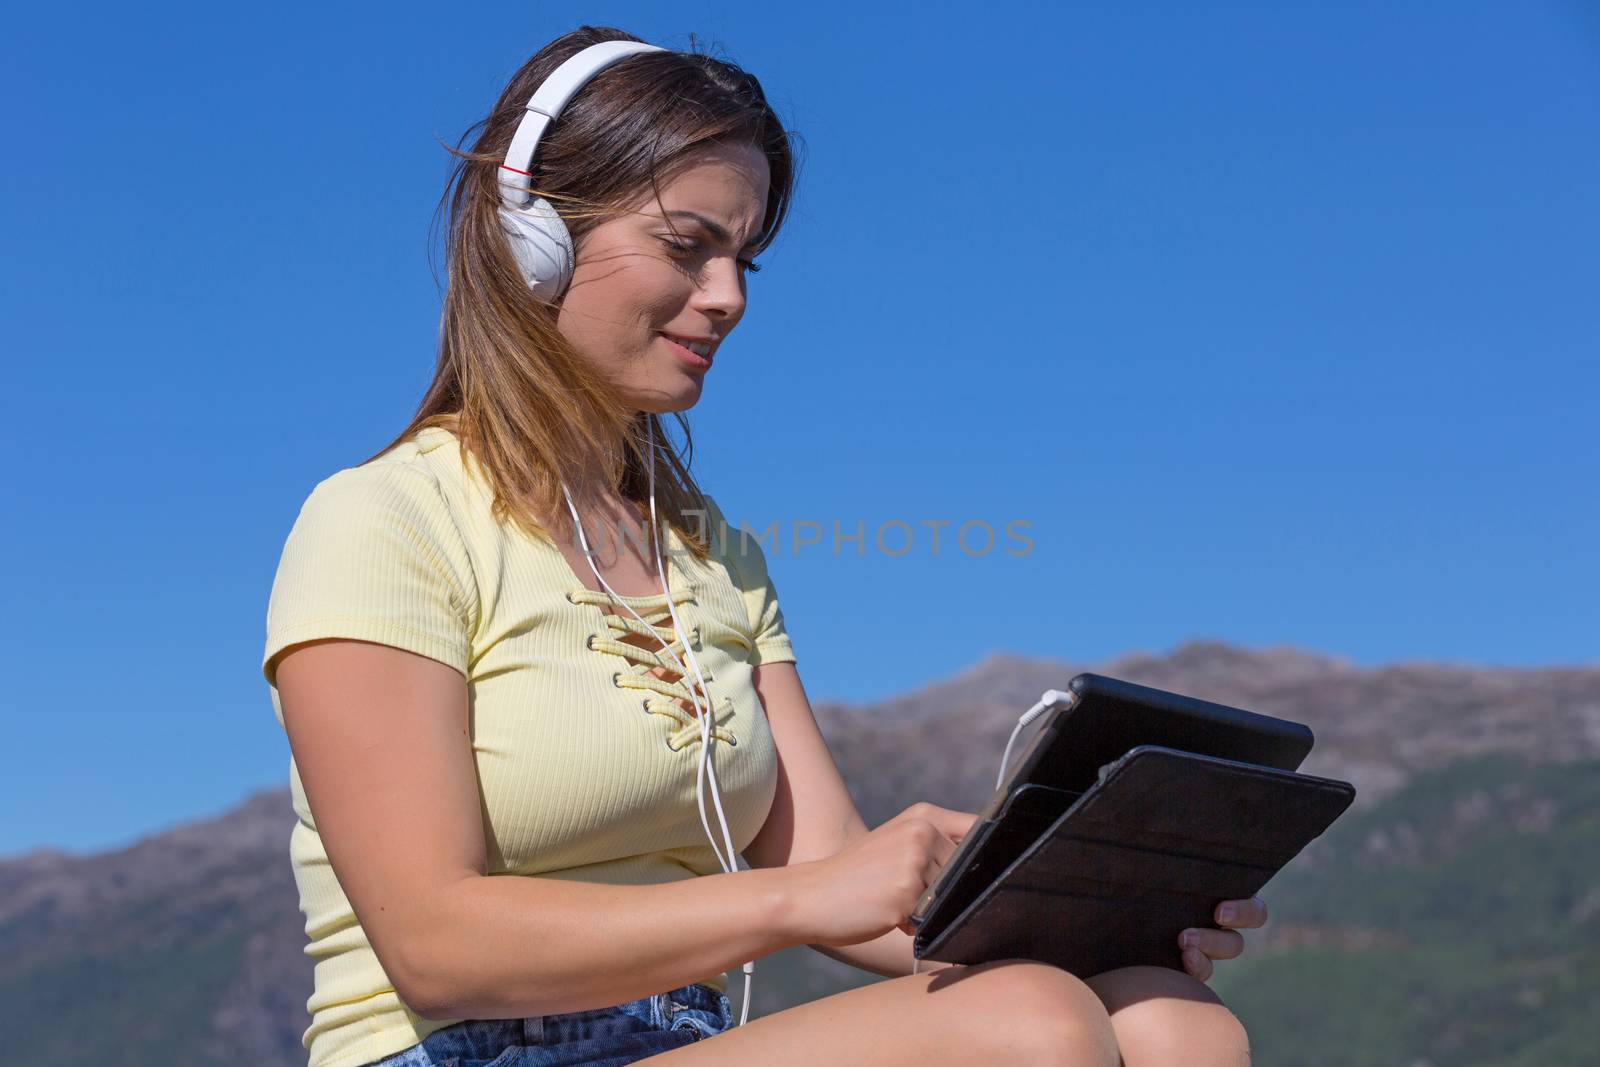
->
[[741, 661, 965, 978], [275, 638, 801, 1020]]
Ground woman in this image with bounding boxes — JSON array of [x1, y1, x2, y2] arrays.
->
[[262, 25, 1265, 1067]]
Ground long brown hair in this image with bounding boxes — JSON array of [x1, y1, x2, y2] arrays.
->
[[362, 26, 800, 562]]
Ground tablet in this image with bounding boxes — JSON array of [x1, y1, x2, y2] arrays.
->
[[910, 672, 1316, 924], [912, 743, 1356, 976]]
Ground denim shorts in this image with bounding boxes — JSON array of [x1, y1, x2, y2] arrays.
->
[[365, 981, 734, 1066]]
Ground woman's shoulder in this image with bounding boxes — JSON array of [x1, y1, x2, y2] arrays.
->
[[694, 491, 778, 584], [278, 428, 480, 568], [690, 489, 795, 663], [264, 429, 481, 688]]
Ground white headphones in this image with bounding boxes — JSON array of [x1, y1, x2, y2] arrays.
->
[[505, 38, 761, 1026], [497, 40, 666, 301]]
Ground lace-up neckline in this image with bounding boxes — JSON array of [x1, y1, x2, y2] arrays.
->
[[565, 587, 738, 752]]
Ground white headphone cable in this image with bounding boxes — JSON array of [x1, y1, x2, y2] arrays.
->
[[639, 438, 757, 1025], [996, 689, 1073, 790], [558, 417, 753, 1024]]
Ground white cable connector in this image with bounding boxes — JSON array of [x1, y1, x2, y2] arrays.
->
[[915, 688, 1076, 977], [997, 689, 1073, 791]]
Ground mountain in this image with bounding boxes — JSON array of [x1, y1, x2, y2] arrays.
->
[[811, 641, 1600, 823], [0, 790, 311, 1064], [4, 640, 1597, 1066]]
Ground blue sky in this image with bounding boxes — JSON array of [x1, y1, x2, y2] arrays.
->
[[4, 1, 1596, 856]]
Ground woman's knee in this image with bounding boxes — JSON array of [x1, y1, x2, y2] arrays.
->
[[944, 958, 1121, 1067], [1084, 965, 1250, 1066]]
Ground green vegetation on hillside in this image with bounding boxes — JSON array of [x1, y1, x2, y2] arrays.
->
[[1211, 755, 1600, 1067]]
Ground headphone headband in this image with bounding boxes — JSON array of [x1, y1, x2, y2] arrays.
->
[[498, 40, 666, 208]]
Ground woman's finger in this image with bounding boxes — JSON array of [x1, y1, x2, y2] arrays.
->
[[1181, 927, 1246, 961], [1181, 946, 1213, 982], [923, 806, 978, 845], [1215, 895, 1268, 929]]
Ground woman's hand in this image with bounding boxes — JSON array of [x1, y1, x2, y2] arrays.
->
[[783, 802, 977, 948], [1178, 895, 1269, 982]]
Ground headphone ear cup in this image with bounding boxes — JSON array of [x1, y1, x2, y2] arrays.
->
[[497, 196, 576, 301]]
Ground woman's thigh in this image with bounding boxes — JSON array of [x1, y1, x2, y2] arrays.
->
[[1083, 965, 1250, 1066], [644, 959, 1122, 1067]]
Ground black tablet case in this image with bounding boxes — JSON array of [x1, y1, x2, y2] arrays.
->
[[911, 677, 1357, 978]]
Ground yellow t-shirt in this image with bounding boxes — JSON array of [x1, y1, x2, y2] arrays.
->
[[260, 425, 793, 1067]]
